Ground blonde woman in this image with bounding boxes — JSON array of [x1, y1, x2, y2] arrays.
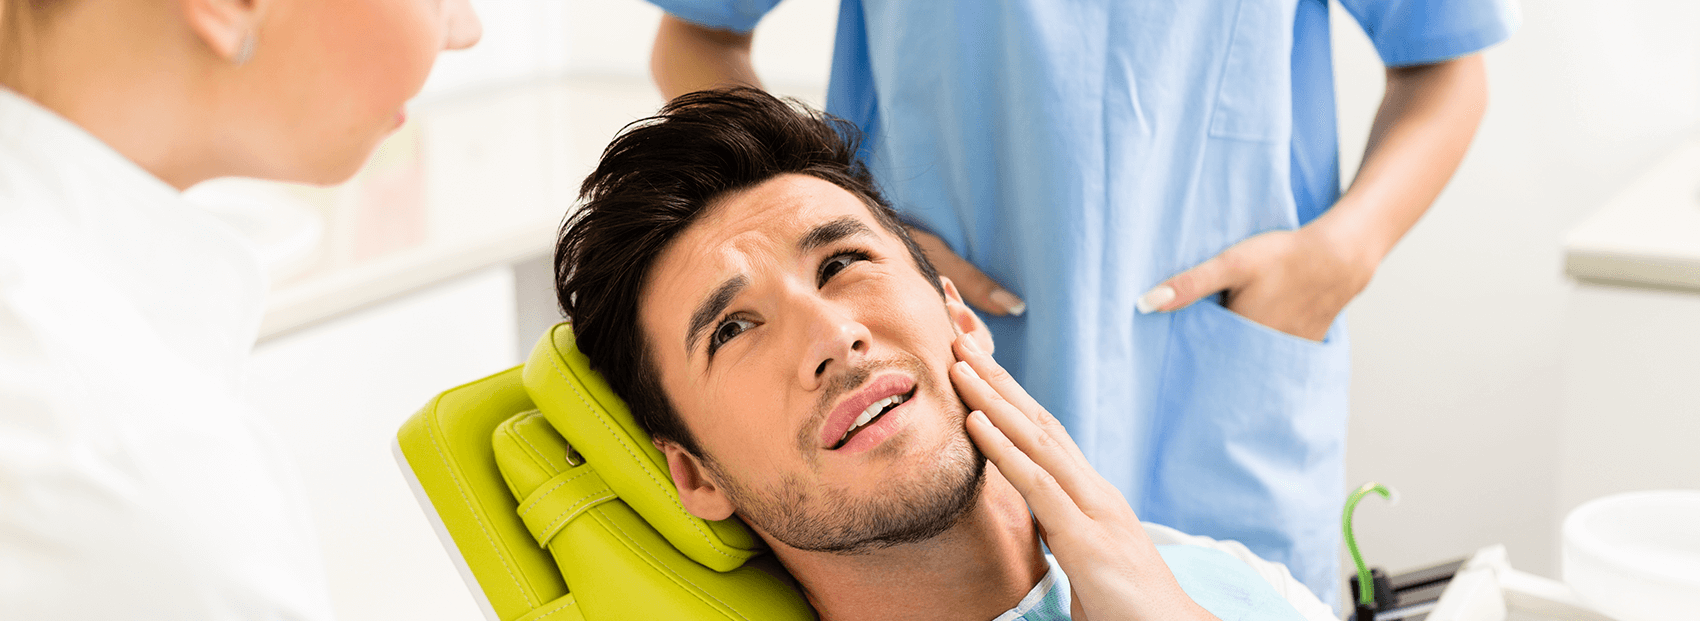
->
[[0, 0, 479, 618]]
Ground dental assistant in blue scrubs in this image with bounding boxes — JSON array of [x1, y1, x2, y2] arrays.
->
[[646, 0, 1517, 605]]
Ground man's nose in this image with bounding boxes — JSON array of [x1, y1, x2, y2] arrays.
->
[[798, 300, 871, 390]]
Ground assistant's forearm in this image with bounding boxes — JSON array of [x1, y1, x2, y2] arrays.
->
[[1318, 55, 1488, 266], [651, 15, 763, 100]]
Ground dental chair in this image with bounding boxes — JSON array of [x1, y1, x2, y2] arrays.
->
[[394, 322, 815, 620]]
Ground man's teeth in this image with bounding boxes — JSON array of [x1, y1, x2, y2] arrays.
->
[[837, 392, 909, 446]]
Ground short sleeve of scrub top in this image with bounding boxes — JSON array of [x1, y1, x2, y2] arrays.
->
[[1337, 0, 1521, 66], [648, 0, 778, 34]]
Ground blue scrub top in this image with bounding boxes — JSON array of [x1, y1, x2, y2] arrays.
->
[[650, 0, 1517, 606]]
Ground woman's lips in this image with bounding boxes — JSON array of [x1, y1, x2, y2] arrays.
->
[[819, 373, 917, 450]]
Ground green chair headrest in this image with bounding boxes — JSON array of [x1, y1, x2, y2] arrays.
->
[[521, 322, 765, 572]]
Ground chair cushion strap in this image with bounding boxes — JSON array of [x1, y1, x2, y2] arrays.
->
[[518, 463, 616, 547]]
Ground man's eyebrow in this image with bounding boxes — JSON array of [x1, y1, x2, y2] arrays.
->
[[686, 274, 749, 355], [798, 216, 875, 253], [683, 217, 871, 355]]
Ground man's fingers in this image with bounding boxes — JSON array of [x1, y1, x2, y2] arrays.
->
[[952, 359, 1095, 499], [909, 228, 1026, 317], [1136, 247, 1246, 314], [950, 336, 1043, 423], [952, 336, 1086, 462], [963, 410, 1085, 531]]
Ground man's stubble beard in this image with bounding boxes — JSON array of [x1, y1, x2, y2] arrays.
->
[[703, 356, 988, 555]]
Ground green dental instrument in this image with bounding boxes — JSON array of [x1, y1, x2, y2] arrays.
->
[[1344, 482, 1397, 616]]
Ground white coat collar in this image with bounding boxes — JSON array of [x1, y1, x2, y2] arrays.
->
[[0, 87, 183, 215], [0, 87, 266, 383]]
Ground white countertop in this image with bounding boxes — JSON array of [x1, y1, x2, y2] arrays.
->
[[197, 76, 670, 342], [1564, 138, 1700, 294]]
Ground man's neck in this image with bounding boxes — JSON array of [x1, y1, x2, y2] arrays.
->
[[767, 465, 1048, 621]]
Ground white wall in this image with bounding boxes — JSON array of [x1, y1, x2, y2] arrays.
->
[[1336, 0, 1700, 583], [419, 1, 571, 101]]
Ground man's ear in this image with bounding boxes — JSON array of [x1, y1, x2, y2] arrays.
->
[[940, 276, 995, 355], [176, 0, 265, 62], [654, 439, 736, 521]]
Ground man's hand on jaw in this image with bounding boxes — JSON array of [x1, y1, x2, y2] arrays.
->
[[951, 331, 1221, 621]]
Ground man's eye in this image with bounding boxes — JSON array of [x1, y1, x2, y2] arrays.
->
[[818, 251, 870, 286], [709, 317, 755, 353]]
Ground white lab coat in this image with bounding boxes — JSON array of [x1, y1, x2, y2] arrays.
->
[[0, 89, 335, 620]]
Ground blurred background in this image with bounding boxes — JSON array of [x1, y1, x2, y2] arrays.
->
[[224, 1, 1700, 618]]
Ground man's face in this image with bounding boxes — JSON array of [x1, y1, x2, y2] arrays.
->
[[641, 174, 984, 554]]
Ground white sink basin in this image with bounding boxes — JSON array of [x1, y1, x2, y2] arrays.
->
[[1563, 489, 1700, 621]]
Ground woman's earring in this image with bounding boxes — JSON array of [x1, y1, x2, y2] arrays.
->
[[233, 33, 257, 65]]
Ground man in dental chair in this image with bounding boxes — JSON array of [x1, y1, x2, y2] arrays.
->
[[553, 87, 1335, 621]]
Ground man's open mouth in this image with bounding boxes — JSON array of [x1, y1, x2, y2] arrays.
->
[[830, 387, 916, 450]]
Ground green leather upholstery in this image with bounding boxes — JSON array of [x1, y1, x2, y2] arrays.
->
[[395, 366, 575, 621], [521, 322, 766, 571], [396, 322, 815, 620]]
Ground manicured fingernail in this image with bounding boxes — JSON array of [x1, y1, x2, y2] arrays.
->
[[1136, 285, 1175, 314], [970, 410, 989, 425], [960, 335, 981, 355], [989, 289, 1026, 316], [955, 360, 979, 380]]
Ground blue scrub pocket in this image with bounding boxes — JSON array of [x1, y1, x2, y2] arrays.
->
[[1144, 298, 1348, 599]]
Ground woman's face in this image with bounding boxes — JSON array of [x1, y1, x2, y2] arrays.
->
[[237, 0, 480, 184]]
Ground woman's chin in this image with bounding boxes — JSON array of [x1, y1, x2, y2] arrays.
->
[[278, 147, 380, 187]]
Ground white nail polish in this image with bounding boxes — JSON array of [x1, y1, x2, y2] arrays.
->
[[1136, 286, 1175, 314], [990, 289, 1026, 316]]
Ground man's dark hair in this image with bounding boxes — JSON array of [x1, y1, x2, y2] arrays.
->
[[554, 87, 941, 458]]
